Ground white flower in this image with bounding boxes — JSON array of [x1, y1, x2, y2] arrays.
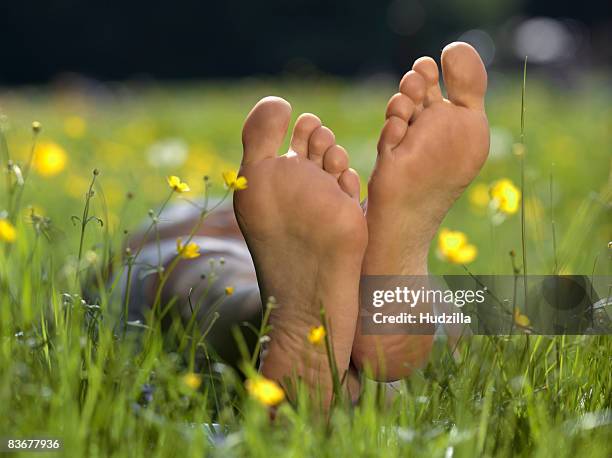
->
[[146, 138, 188, 168], [488, 127, 513, 160]]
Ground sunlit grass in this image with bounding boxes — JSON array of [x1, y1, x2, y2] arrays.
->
[[0, 77, 610, 457]]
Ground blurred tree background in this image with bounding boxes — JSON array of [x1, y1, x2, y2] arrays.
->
[[0, 0, 609, 84], [0, 0, 609, 277]]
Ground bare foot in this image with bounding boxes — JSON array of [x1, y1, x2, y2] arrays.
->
[[353, 42, 489, 380], [234, 97, 367, 401]]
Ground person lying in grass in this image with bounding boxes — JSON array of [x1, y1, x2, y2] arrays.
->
[[120, 42, 490, 406]]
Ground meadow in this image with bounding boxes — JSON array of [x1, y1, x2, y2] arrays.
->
[[0, 74, 610, 457]]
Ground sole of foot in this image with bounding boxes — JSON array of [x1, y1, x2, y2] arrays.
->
[[234, 96, 367, 402], [353, 42, 489, 380]]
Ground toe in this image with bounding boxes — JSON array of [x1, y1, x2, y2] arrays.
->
[[323, 144, 349, 177], [386, 93, 415, 122], [338, 168, 360, 201], [399, 70, 426, 106], [441, 42, 487, 110], [308, 126, 335, 167], [290, 113, 322, 157], [412, 57, 443, 106], [242, 96, 292, 165], [377, 116, 408, 155]]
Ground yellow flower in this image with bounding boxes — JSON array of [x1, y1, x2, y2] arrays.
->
[[222, 170, 248, 190], [33, 142, 68, 176], [512, 143, 526, 157], [176, 238, 200, 259], [182, 372, 202, 390], [167, 175, 190, 193], [245, 376, 285, 407], [307, 325, 326, 345], [0, 219, 17, 243], [490, 179, 520, 215], [63, 116, 87, 139], [225, 286, 234, 296], [469, 183, 490, 209], [514, 308, 530, 328], [437, 228, 477, 264]]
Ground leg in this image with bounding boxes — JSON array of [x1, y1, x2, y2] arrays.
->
[[121, 232, 263, 366]]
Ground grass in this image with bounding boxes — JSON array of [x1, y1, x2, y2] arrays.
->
[[0, 75, 611, 457]]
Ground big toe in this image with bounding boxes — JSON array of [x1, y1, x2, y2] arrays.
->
[[441, 42, 487, 110], [242, 96, 292, 165]]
